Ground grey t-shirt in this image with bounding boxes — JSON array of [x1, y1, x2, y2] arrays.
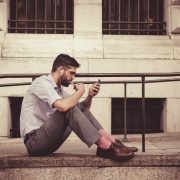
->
[[20, 74, 67, 138]]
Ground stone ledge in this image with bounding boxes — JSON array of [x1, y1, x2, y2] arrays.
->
[[0, 153, 180, 169]]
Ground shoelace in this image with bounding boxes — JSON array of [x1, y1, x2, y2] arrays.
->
[[110, 142, 120, 151], [115, 139, 125, 148]]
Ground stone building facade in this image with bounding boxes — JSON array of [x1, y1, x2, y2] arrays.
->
[[0, 0, 180, 139]]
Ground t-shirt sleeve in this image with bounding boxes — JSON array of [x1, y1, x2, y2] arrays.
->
[[32, 79, 62, 107]]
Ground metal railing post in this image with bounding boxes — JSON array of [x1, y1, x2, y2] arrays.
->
[[142, 76, 146, 152], [123, 83, 128, 141]]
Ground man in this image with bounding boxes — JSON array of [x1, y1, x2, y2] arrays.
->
[[20, 54, 138, 160]]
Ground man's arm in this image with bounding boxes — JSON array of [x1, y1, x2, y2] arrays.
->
[[80, 81, 100, 109], [53, 83, 85, 112]]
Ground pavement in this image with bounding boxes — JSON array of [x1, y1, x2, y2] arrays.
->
[[0, 132, 180, 157]]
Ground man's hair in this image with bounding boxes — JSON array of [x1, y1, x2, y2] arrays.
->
[[51, 54, 80, 72]]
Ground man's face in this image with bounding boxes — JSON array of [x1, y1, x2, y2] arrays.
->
[[61, 66, 76, 87]]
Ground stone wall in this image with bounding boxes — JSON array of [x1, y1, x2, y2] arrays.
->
[[0, 0, 180, 137]]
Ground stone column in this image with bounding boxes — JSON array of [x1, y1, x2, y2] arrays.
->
[[0, 97, 11, 138], [74, 0, 103, 58], [0, 0, 8, 32], [0, 1, 11, 138], [0, 0, 8, 57], [170, 0, 180, 34], [74, 0, 102, 37], [163, 98, 180, 132]]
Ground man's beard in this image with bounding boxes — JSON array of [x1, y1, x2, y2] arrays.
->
[[61, 75, 70, 87]]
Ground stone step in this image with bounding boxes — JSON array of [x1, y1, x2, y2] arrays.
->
[[0, 152, 180, 168], [0, 153, 180, 180]]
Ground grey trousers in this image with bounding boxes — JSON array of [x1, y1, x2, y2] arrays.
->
[[24, 103, 103, 156]]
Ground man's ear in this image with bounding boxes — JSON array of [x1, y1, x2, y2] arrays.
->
[[57, 66, 64, 76]]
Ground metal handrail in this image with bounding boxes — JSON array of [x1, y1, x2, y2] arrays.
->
[[1, 72, 180, 152], [1, 78, 180, 87]]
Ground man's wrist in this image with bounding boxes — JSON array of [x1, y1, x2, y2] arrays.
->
[[88, 91, 94, 98], [87, 93, 93, 100], [78, 89, 85, 95]]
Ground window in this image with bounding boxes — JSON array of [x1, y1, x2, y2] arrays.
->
[[9, 0, 73, 34], [9, 97, 23, 138], [111, 98, 164, 134], [103, 0, 166, 35]]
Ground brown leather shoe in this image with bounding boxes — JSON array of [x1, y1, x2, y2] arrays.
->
[[115, 139, 138, 152], [96, 143, 134, 160]]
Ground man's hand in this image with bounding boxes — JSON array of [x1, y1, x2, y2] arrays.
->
[[88, 81, 100, 97], [79, 81, 100, 110], [73, 83, 85, 95]]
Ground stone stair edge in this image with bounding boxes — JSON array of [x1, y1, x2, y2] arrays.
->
[[0, 153, 180, 169]]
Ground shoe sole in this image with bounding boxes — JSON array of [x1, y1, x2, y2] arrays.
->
[[97, 153, 134, 161]]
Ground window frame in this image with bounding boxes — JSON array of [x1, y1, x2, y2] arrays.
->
[[8, 0, 74, 34], [102, 0, 166, 35]]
